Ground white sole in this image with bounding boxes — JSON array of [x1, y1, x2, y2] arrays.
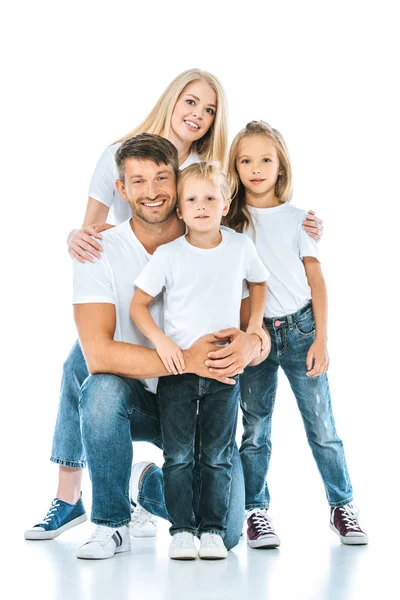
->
[[329, 523, 369, 545], [24, 513, 88, 540], [248, 535, 281, 549], [77, 546, 131, 560], [130, 528, 157, 538], [199, 551, 227, 560]]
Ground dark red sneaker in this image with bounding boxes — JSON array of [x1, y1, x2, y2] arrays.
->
[[330, 504, 368, 545], [246, 509, 280, 549]]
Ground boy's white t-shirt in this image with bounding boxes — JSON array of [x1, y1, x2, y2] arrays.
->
[[134, 227, 270, 350], [88, 142, 200, 224], [72, 220, 162, 394], [244, 203, 320, 318]]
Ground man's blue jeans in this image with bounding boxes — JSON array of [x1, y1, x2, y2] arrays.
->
[[240, 302, 353, 510], [158, 374, 240, 538], [50, 344, 244, 550]]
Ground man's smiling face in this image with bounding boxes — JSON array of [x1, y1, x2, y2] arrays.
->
[[118, 158, 178, 225]]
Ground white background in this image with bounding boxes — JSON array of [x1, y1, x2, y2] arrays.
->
[[1, 0, 399, 595]]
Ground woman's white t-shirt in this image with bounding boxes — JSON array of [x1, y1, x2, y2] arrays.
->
[[88, 142, 200, 224]]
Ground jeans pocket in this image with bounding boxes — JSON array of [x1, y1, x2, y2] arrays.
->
[[294, 311, 316, 337]]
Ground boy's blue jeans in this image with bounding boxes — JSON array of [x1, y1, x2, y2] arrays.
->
[[49, 343, 245, 549], [157, 374, 240, 538], [240, 301, 353, 510]]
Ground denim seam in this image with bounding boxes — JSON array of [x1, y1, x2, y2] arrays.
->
[[245, 503, 270, 510], [293, 322, 316, 337], [50, 456, 86, 468], [329, 497, 353, 508], [127, 406, 159, 422], [91, 517, 131, 528]]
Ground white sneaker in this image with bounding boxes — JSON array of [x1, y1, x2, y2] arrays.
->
[[76, 525, 131, 560], [130, 501, 157, 538], [199, 532, 228, 560], [129, 461, 157, 538], [169, 532, 198, 560]]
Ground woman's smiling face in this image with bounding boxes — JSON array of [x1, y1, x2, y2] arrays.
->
[[170, 79, 217, 145]]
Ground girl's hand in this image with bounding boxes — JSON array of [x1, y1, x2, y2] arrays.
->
[[306, 339, 329, 377], [156, 339, 185, 375], [302, 210, 323, 242], [67, 225, 104, 263], [246, 324, 271, 359]]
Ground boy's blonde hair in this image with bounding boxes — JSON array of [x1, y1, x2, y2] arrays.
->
[[115, 69, 228, 165], [178, 161, 231, 203], [225, 120, 293, 233]]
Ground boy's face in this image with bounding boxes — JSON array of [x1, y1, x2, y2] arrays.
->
[[177, 177, 230, 233]]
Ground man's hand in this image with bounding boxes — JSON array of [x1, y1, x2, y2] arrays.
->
[[306, 339, 329, 377], [184, 334, 236, 384], [205, 328, 262, 377], [302, 210, 323, 242]]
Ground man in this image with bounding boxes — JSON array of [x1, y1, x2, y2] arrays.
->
[[71, 133, 264, 559]]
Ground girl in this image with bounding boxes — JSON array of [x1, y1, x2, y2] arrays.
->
[[226, 121, 368, 548]]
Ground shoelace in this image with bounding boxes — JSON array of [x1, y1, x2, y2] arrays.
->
[[131, 504, 156, 526], [86, 525, 115, 545], [201, 533, 224, 547], [337, 505, 361, 531], [39, 500, 61, 525], [174, 532, 195, 547], [250, 510, 274, 535]]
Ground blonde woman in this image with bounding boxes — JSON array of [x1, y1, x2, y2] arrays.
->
[[24, 74, 322, 543]]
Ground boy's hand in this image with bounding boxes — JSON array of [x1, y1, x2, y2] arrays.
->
[[306, 339, 329, 377], [156, 339, 185, 375], [246, 324, 271, 359]]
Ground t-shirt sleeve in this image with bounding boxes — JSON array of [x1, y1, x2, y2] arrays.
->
[[297, 216, 320, 262], [244, 238, 270, 282], [88, 145, 119, 208], [73, 256, 115, 304], [134, 248, 168, 298]]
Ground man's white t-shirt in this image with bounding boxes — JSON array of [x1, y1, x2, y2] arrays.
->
[[134, 227, 270, 350], [88, 142, 200, 224], [72, 220, 162, 394], [244, 203, 320, 318]]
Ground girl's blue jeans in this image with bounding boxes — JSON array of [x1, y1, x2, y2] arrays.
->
[[50, 342, 244, 549], [240, 301, 353, 510]]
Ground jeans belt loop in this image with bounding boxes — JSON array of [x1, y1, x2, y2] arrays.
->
[[287, 314, 294, 329]]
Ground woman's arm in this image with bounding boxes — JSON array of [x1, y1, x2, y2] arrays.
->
[[130, 288, 185, 375], [67, 197, 110, 263], [302, 210, 323, 242], [303, 257, 329, 377]]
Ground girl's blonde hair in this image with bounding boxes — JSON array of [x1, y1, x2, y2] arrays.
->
[[115, 69, 228, 164], [225, 121, 293, 233], [177, 161, 231, 203]]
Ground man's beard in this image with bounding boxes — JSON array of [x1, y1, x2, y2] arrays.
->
[[130, 194, 177, 225]]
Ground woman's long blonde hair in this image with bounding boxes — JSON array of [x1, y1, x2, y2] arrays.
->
[[225, 121, 293, 233], [115, 69, 228, 164]]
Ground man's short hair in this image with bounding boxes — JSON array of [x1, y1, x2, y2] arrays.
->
[[115, 133, 179, 180]]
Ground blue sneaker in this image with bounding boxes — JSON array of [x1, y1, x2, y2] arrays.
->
[[24, 496, 87, 540]]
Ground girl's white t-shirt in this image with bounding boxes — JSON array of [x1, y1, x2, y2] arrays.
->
[[88, 142, 200, 224], [244, 203, 320, 318], [134, 227, 270, 350]]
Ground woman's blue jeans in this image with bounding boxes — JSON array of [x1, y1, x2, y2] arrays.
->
[[50, 342, 244, 549]]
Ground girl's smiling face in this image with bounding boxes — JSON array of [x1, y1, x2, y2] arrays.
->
[[170, 80, 217, 145], [236, 135, 281, 196]]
